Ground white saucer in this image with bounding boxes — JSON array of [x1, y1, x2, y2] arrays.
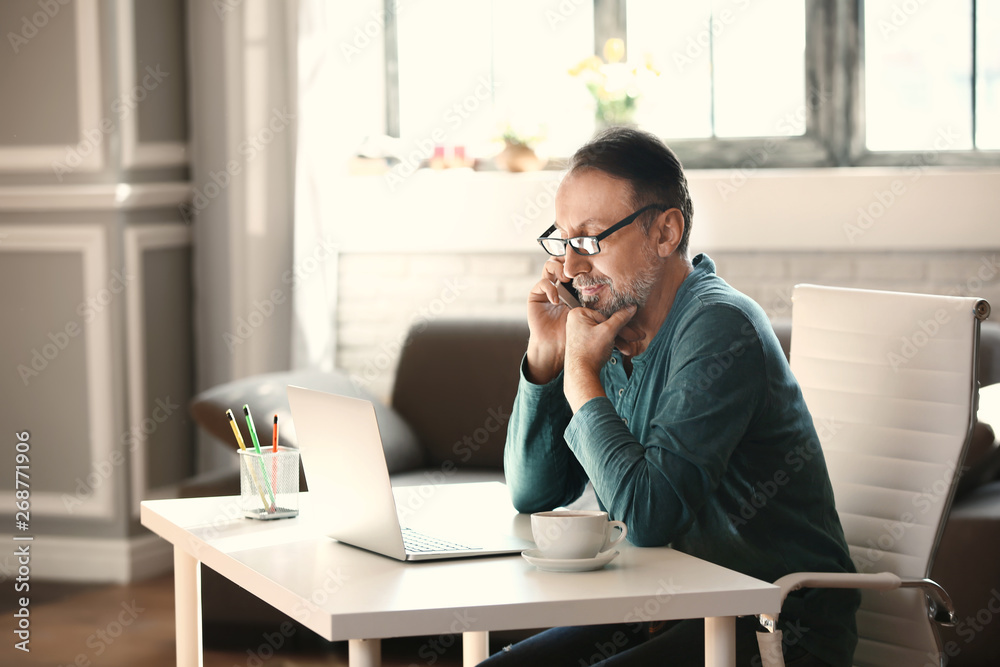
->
[[521, 548, 620, 572]]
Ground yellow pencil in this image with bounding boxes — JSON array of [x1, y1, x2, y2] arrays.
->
[[227, 409, 273, 512]]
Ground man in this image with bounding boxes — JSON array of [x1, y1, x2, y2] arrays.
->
[[487, 128, 859, 666]]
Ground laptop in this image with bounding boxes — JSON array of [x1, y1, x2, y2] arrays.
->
[[287, 385, 533, 561]]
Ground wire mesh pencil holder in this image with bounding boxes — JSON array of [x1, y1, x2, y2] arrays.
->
[[239, 447, 299, 520]]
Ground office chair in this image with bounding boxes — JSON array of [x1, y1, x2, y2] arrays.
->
[[757, 284, 990, 667]]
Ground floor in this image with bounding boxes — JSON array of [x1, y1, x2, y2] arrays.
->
[[3, 574, 471, 667]]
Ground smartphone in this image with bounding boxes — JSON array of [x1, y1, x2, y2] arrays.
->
[[554, 281, 581, 309]]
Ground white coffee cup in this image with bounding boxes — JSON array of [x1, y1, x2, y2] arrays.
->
[[530, 510, 628, 559]]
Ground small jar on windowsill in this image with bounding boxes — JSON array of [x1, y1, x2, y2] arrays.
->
[[495, 140, 547, 172]]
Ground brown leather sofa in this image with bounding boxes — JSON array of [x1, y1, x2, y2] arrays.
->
[[183, 318, 1000, 665]]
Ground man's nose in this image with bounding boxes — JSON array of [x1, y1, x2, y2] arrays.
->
[[562, 248, 591, 278]]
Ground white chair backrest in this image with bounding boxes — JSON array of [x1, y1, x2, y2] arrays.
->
[[790, 284, 986, 667]]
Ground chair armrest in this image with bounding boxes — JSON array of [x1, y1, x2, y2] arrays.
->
[[759, 572, 955, 632]]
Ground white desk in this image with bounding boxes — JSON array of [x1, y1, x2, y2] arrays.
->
[[140, 482, 779, 667], [979, 382, 1000, 429]]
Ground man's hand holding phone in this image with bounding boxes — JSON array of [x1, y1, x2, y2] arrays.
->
[[524, 259, 644, 389], [524, 260, 579, 385], [554, 281, 581, 309]]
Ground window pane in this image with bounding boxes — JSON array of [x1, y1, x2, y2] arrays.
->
[[712, 0, 806, 138], [864, 0, 973, 151], [977, 0, 1000, 149], [396, 1, 493, 153], [397, 1, 592, 158], [626, 2, 713, 139], [492, 0, 594, 157], [627, 1, 806, 139]]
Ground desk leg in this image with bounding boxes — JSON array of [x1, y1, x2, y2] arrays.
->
[[463, 631, 489, 666], [349, 638, 381, 667], [704, 616, 735, 667], [173, 548, 203, 667]]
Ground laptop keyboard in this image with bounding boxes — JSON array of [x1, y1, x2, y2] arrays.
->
[[401, 527, 481, 553]]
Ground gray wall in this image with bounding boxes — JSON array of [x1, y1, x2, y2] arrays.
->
[[0, 0, 195, 575]]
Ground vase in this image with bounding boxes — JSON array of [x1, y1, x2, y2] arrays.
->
[[495, 141, 546, 172]]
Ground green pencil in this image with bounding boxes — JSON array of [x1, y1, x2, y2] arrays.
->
[[244, 404, 277, 511]]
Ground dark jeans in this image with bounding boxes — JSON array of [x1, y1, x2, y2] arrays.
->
[[479, 617, 831, 667]]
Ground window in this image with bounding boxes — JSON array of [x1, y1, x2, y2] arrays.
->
[[626, 1, 806, 139], [393, 0, 595, 159], [863, 0, 1000, 152], [384, 1, 998, 168]]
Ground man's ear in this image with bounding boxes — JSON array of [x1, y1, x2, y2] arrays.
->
[[652, 209, 685, 258]]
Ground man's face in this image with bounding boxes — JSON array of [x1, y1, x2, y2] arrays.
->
[[553, 169, 660, 318]]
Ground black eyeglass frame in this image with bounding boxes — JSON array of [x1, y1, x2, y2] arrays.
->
[[537, 204, 670, 257]]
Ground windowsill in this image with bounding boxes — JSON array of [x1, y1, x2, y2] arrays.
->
[[333, 166, 1000, 253]]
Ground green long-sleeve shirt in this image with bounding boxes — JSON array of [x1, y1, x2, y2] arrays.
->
[[505, 254, 859, 666]]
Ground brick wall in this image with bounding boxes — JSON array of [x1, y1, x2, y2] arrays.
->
[[337, 250, 1000, 401]]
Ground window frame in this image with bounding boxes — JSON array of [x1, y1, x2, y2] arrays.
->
[[849, 0, 997, 166], [382, 0, 999, 170]]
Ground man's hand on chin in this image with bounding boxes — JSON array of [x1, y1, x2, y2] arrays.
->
[[563, 304, 638, 412]]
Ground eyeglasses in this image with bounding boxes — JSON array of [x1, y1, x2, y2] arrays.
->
[[537, 204, 668, 257]]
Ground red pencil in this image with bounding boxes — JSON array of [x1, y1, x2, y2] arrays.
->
[[272, 414, 278, 452]]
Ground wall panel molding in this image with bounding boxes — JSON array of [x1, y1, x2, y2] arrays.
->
[[0, 225, 116, 518], [0, 182, 192, 211], [124, 223, 192, 517], [116, 0, 188, 170], [0, 0, 104, 173], [0, 532, 173, 582]]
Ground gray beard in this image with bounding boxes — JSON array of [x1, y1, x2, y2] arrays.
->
[[576, 260, 658, 318]]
